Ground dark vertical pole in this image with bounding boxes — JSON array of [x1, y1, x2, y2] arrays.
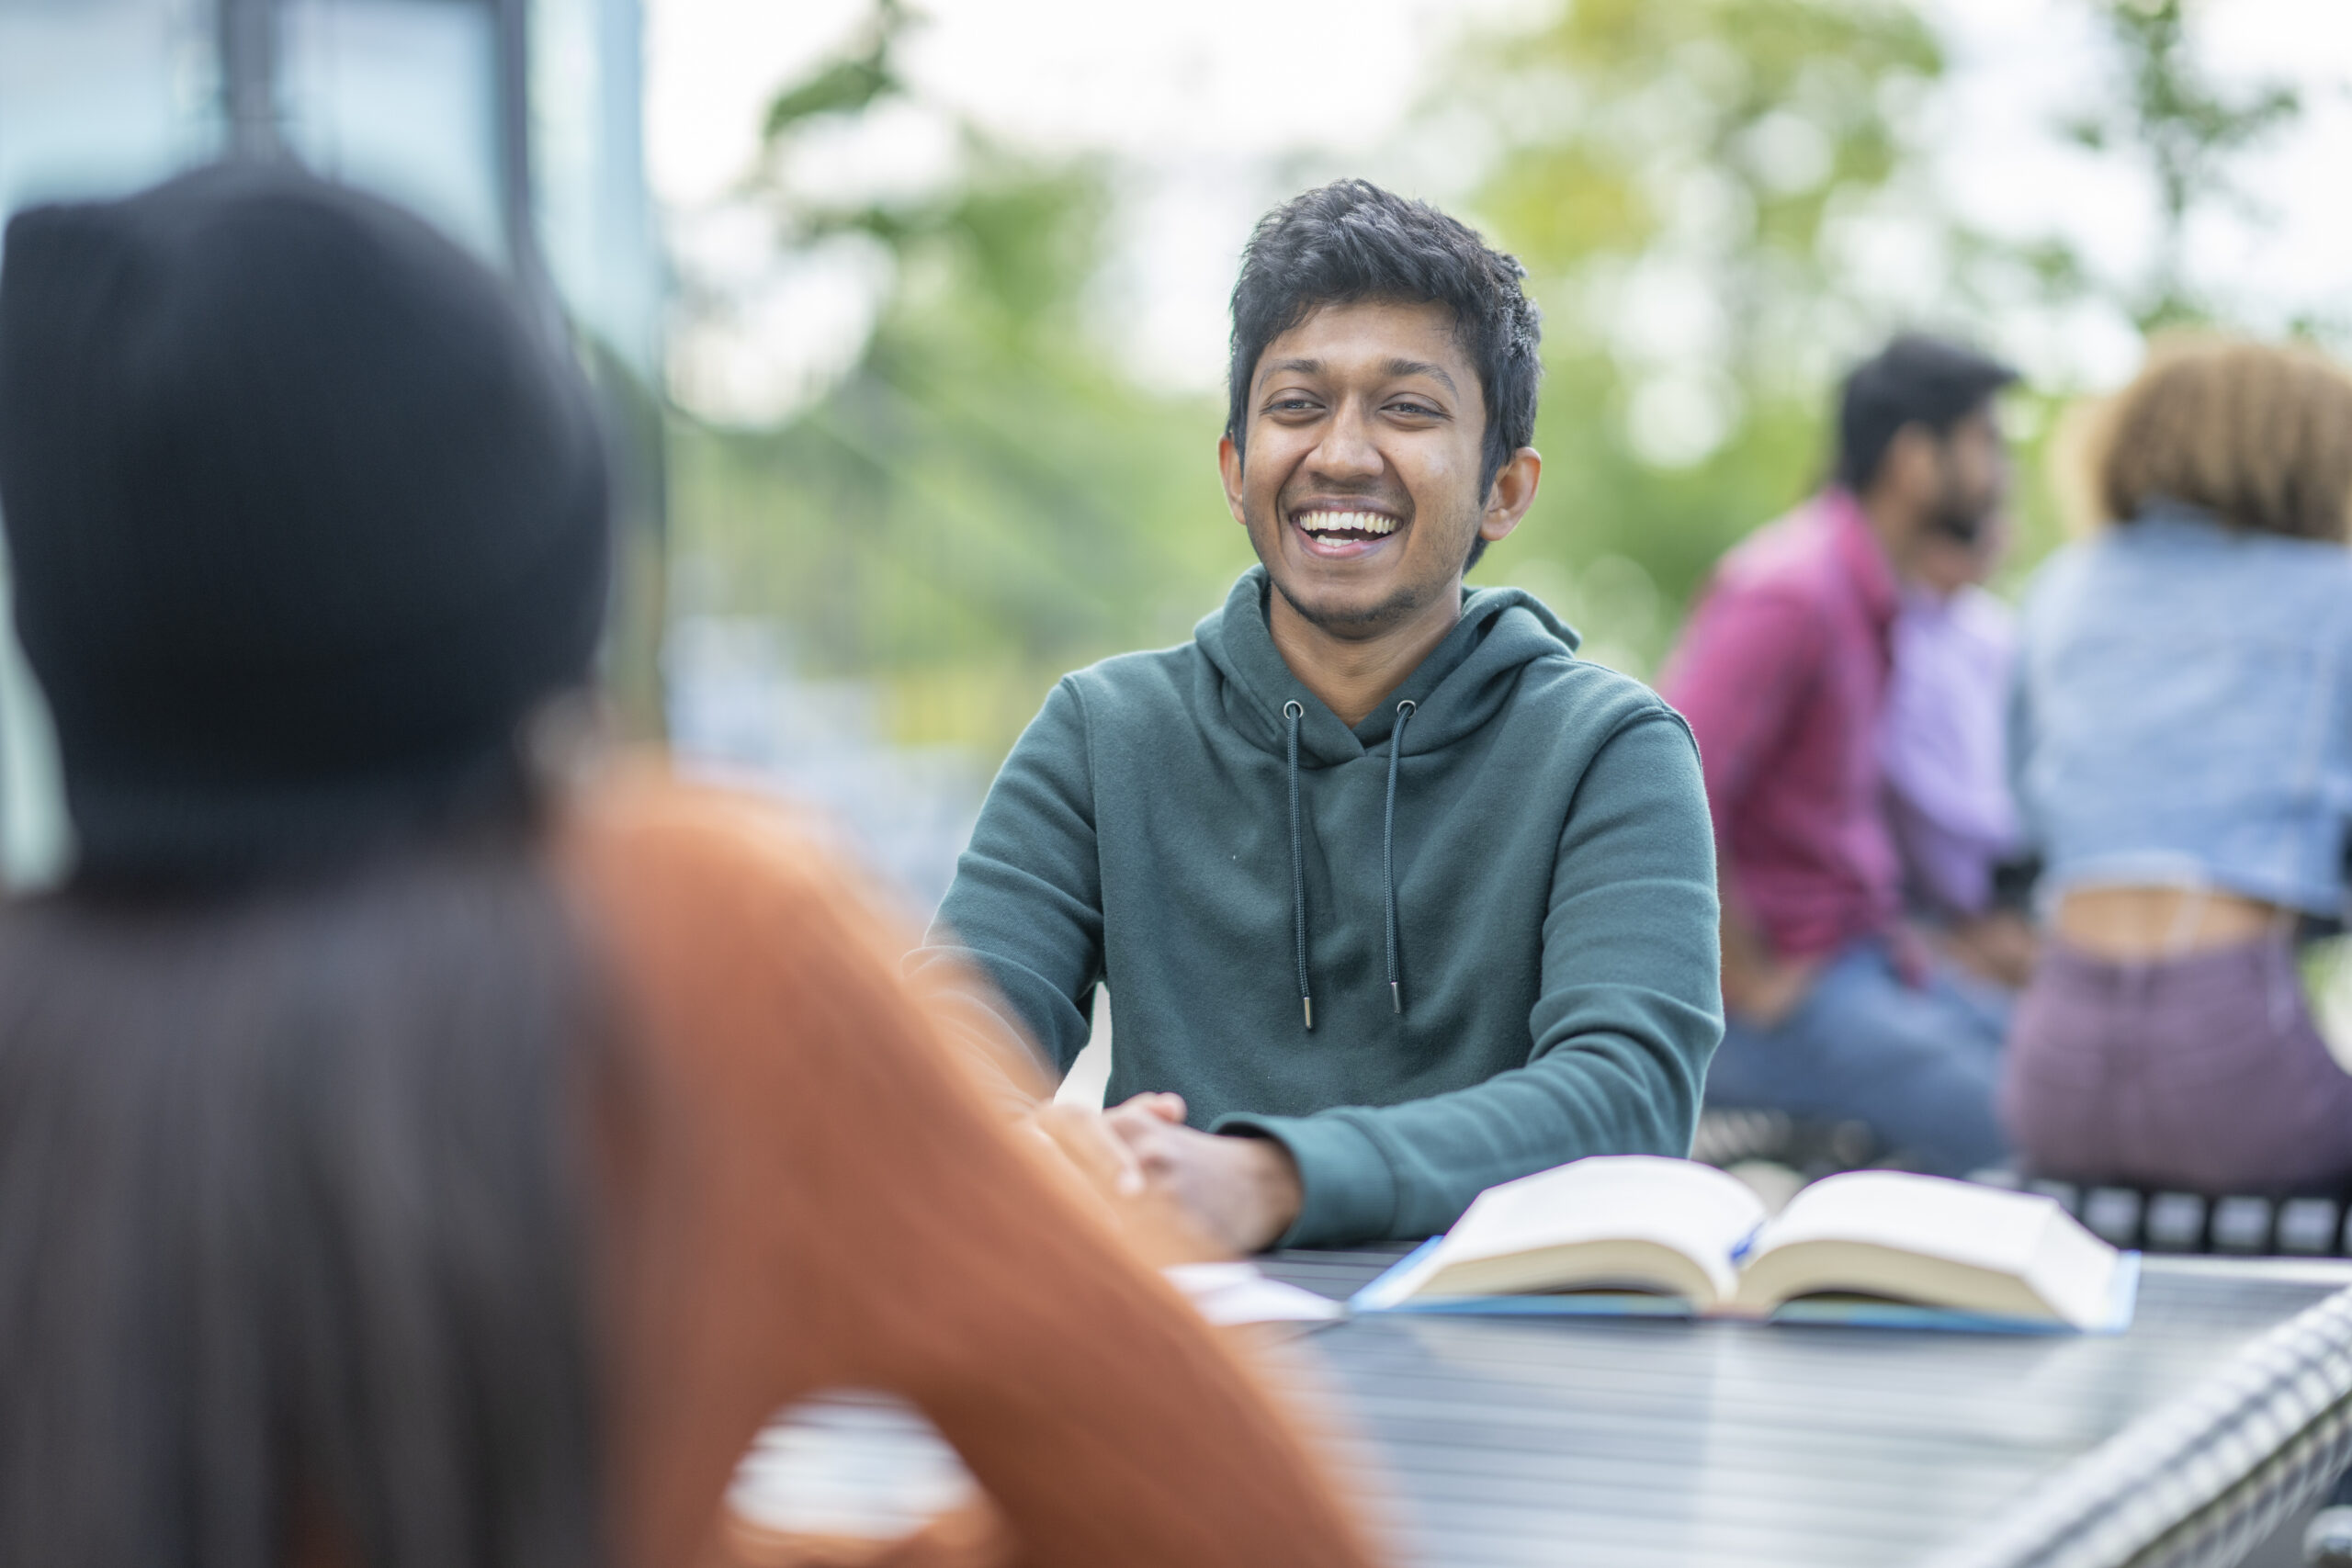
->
[[219, 0, 281, 159], [492, 0, 559, 331]]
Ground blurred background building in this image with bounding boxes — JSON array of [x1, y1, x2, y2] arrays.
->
[[4, 0, 2349, 912], [0, 0, 662, 886]]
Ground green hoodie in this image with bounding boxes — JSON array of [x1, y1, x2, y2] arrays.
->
[[916, 568, 1722, 1247]]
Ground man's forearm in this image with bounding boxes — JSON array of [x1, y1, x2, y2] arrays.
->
[[1215, 1023, 1708, 1247]]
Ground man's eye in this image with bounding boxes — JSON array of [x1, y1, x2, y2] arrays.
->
[[1387, 400, 1441, 418], [1267, 398, 1320, 413]]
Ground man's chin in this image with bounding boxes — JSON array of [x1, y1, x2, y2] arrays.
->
[[1268, 572, 1430, 640]]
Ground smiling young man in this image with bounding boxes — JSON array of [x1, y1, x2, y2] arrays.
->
[[911, 180, 1722, 1252]]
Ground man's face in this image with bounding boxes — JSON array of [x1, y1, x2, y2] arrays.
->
[[1218, 299, 1515, 640], [1911, 513, 2010, 596], [1882, 404, 2013, 594], [1932, 407, 2010, 538]]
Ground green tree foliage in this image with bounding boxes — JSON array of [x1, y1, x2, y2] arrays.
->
[[673, 6, 1250, 756], [673, 0, 2310, 759], [1435, 0, 2301, 662], [1469, 0, 1939, 367], [760, 0, 900, 134], [1440, 0, 1952, 671], [2062, 0, 2299, 331]]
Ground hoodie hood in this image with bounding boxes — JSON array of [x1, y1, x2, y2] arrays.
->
[[1194, 566, 1583, 764]]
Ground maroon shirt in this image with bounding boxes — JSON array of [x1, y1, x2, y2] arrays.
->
[[1658, 490, 1902, 962]]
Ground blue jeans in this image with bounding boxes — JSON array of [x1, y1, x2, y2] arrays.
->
[[1705, 937, 2011, 1176]]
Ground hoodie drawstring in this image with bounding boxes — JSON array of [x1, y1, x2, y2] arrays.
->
[[1283, 700, 1312, 1030], [1283, 697, 1419, 1030], [1384, 699, 1416, 1014]]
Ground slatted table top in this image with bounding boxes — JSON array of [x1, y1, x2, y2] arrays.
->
[[730, 1252, 2352, 1568]]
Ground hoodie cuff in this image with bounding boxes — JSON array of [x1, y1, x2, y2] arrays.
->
[[1212, 1111, 1396, 1248]]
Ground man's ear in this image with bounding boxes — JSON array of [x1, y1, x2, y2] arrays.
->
[[1479, 446, 1543, 544], [1217, 434, 1248, 528]]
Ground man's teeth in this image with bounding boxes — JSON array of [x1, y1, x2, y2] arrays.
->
[[1297, 511, 1398, 536]]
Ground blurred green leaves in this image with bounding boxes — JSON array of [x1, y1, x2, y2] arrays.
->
[[1471, 0, 1937, 284], [672, 6, 1248, 756], [672, 0, 2310, 760], [2063, 0, 2298, 330], [762, 0, 902, 137], [1453, 0, 1949, 671]]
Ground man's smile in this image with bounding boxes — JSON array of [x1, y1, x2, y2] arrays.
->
[[1290, 505, 1405, 559]]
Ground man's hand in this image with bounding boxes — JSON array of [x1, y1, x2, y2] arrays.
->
[[1721, 953, 1820, 1028], [1718, 894, 1820, 1028], [1023, 1102, 1147, 1198], [1103, 1092, 1304, 1254], [1933, 910, 2037, 990], [1023, 1101, 1231, 1267]]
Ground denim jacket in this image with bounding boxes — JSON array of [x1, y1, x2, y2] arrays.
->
[[2012, 502, 2352, 917]]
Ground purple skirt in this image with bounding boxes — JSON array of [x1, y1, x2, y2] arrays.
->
[[2001, 935, 2352, 1194]]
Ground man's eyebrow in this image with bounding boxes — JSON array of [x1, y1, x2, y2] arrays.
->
[[1383, 358, 1458, 394], [1256, 357, 1321, 387], [1255, 356, 1460, 395]]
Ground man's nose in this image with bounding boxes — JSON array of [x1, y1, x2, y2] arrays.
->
[[1306, 399, 1384, 481]]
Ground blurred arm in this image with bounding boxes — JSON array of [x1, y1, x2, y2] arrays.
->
[[906, 680, 1103, 1113], [568, 777, 1380, 1568]]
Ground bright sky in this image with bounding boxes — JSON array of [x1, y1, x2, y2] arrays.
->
[[645, 0, 2352, 426], [1934, 0, 2352, 381]]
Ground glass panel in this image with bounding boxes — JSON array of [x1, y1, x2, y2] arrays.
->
[[530, 0, 659, 375], [277, 0, 505, 261], [0, 0, 217, 214]]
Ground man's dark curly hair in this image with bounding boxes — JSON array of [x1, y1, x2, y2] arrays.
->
[[1226, 179, 1542, 570]]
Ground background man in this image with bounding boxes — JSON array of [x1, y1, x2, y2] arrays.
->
[[912, 179, 1723, 1252], [1661, 334, 2018, 1175]]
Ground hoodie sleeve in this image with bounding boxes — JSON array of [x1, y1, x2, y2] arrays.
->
[[1218, 709, 1724, 1245], [909, 677, 1104, 1085]]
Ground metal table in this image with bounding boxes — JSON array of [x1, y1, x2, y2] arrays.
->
[[729, 1252, 2352, 1568]]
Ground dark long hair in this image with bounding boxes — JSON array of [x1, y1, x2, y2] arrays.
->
[[0, 819, 608, 1568]]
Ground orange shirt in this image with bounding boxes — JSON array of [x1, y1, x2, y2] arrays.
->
[[559, 769, 1381, 1568]]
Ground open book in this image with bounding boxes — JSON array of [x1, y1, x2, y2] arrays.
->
[[1352, 1157, 2138, 1333]]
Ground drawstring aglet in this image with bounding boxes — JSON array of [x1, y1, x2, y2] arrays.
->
[[1303, 995, 1315, 1031], [1390, 980, 1402, 1014]]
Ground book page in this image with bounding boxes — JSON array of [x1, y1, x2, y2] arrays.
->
[[1736, 1172, 2120, 1326], [1398, 1156, 1766, 1303], [1754, 1172, 2047, 1274], [2024, 1201, 2128, 1328]]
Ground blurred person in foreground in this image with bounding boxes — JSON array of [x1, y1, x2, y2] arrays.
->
[[912, 179, 1723, 1253], [2003, 337, 2352, 1194], [1660, 334, 2018, 1175], [0, 164, 1381, 1568]]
